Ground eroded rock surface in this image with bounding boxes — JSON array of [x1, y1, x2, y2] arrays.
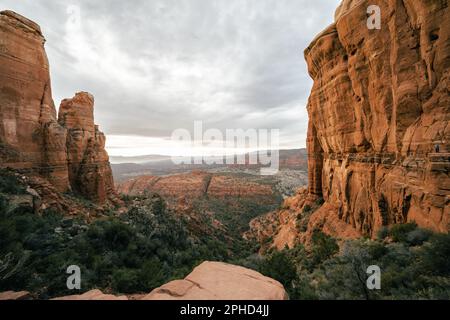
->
[[59, 92, 119, 204], [305, 0, 449, 237], [249, 0, 449, 248], [0, 11, 118, 205], [143, 261, 288, 300]]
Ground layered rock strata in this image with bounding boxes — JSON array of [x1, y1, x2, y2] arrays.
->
[[0, 11, 118, 205], [305, 0, 449, 237], [249, 0, 449, 248]]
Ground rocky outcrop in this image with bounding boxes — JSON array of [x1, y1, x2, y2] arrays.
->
[[248, 0, 449, 248], [143, 261, 288, 300], [59, 92, 119, 204], [0, 11, 118, 205], [244, 188, 310, 251], [0, 10, 68, 191], [304, 0, 449, 238]]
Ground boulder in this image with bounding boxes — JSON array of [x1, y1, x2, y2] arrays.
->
[[143, 261, 288, 300]]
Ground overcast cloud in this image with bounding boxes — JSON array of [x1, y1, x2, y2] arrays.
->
[[1, 0, 340, 156]]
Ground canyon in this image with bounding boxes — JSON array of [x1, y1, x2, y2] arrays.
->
[[0, 10, 288, 300], [249, 0, 450, 249], [1, 0, 449, 301], [117, 171, 284, 238]]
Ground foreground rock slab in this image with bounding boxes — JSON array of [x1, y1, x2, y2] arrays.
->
[[51, 289, 128, 301], [0, 291, 31, 300], [143, 261, 289, 300]]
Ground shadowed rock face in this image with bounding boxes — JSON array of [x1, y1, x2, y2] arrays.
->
[[304, 0, 449, 237], [0, 11, 118, 205]]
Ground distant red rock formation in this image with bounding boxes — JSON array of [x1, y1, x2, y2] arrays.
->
[[0, 11, 119, 205], [117, 171, 275, 201]]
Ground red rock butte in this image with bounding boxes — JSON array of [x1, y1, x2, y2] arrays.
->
[[0, 10, 119, 205]]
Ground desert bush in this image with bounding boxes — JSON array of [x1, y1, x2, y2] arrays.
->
[[0, 170, 26, 194], [389, 222, 418, 243]]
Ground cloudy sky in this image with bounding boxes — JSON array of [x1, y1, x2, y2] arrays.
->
[[2, 0, 340, 157]]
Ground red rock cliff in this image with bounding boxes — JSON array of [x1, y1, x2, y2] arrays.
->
[[0, 11, 118, 205], [248, 0, 449, 249], [305, 0, 449, 237], [59, 92, 118, 204]]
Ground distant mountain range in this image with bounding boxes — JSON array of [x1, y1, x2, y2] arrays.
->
[[111, 148, 308, 181]]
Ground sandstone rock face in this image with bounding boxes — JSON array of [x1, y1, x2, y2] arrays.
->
[[0, 11, 118, 205], [305, 0, 449, 238], [144, 261, 288, 300], [248, 0, 449, 248], [59, 92, 118, 204], [0, 10, 69, 191]]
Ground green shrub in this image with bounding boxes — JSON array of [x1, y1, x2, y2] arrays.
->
[[406, 228, 432, 246], [309, 231, 339, 267], [389, 222, 418, 242], [419, 233, 450, 276], [112, 269, 140, 293], [0, 171, 26, 194], [260, 250, 297, 292], [377, 226, 389, 240]]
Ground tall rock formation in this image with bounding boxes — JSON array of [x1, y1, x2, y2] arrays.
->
[[249, 0, 449, 248], [59, 92, 117, 204], [0, 10, 69, 191], [304, 0, 449, 237], [0, 11, 118, 205]]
